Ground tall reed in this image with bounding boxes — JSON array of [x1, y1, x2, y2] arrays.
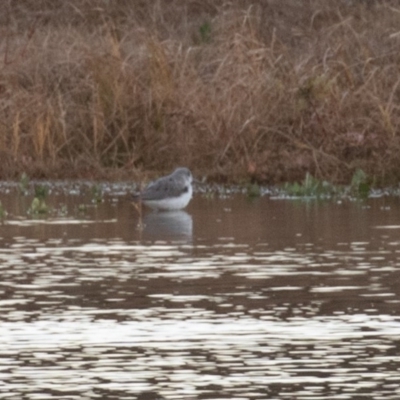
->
[[0, 0, 399, 184]]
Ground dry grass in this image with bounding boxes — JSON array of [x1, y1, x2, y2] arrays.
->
[[1, 0, 400, 184]]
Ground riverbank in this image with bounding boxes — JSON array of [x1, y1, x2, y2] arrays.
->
[[1, 1, 400, 185]]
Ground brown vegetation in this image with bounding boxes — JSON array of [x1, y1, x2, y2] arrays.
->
[[1, 0, 400, 184]]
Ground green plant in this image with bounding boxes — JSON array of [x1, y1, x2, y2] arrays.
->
[[57, 204, 68, 217], [77, 204, 87, 213], [34, 185, 48, 200], [91, 184, 103, 203], [28, 184, 49, 215], [28, 197, 48, 215], [19, 172, 29, 195], [349, 169, 370, 199], [199, 21, 212, 43], [283, 173, 337, 198], [246, 182, 261, 198], [0, 201, 7, 220]]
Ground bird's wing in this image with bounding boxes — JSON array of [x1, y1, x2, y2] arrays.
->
[[140, 176, 188, 200]]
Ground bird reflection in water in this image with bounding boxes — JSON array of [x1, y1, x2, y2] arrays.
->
[[141, 210, 193, 241]]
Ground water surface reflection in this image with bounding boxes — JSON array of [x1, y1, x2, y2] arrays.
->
[[0, 186, 400, 399], [142, 211, 193, 241]]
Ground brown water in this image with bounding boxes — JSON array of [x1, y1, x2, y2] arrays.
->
[[0, 183, 400, 400]]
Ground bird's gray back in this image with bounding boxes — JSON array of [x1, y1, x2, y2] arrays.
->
[[141, 174, 189, 201]]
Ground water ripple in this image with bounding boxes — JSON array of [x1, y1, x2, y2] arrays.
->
[[1, 193, 400, 398]]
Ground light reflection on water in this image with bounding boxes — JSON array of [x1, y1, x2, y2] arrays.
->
[[0, 186, 400, 399]]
